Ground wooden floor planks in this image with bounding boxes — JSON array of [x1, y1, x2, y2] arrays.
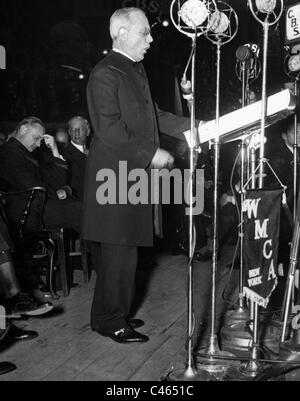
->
[[2, 248, 297, 381], [0, 251, 191, 381]]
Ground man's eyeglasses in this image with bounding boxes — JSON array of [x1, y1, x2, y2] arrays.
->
[[69, 128, 86, 135]]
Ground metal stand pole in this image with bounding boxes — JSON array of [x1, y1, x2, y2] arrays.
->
[[234, 61, 249, 312], [292, 81, 300, 306], [241, 20, 270, 377], [195, 2, 239, 373], [293, 86, 298, 223], [224, 0, 285, 376], [196, 40, 236, 373], [208, 41, 221, 353], [167, 35, 211, 382]]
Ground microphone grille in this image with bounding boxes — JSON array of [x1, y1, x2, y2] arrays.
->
[[209, 11, 229, 34], [236, 45, 252, 62], [255, 0, 276, 14], [179, 0, 209, 27]]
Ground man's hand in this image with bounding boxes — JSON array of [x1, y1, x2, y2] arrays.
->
[[43, 135, 60, 158], [151, 148, 174, 169]]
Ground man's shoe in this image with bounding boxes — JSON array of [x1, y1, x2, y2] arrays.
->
[[127, 318, 144, 329], [102, 327, 149, 344], [5, 292, 54, 317], [8, 323, 38, 341], [0, 362, 17, 375]]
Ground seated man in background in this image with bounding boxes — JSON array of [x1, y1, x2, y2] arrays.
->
[[58, 116, 89, 200], [0, 117, 82, 296], [0, 117, 82, 234], [0, 132, 7, 147]]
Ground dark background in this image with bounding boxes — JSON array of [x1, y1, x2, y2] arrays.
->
[[0, 0, 298, 130]]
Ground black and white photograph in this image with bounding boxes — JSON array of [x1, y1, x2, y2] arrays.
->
[[1, 0, 300, 384]]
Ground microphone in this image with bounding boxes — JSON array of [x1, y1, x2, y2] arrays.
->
[[209, 11, 229, 34], [236, 45, 252, 62], [235, 44, 261, 82], [180, 75, 193, 103], [255, 0, 276, 13], [179, 0, 209, 27]]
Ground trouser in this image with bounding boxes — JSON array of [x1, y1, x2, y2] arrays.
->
[[44, 198, 82, 234], [90, 242, 138, 333]]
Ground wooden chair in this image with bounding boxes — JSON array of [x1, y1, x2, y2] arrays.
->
[[0, 187, 89, 298]]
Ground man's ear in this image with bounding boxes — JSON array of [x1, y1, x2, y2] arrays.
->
[[19, 125, 28, 137], [84, 120, 90, 136], [119, 27, 128, 39]]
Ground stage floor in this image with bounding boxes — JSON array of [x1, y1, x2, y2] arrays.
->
[[0, 247, 299, 381]]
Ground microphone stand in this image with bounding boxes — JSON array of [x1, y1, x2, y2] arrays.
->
[[167, 32, 210, 382], [195, 1, 239, 374], [224, 0, 284, 381], [292, 82, 299, 307], [166, 0, 218, 381], [219, 60, 253, 356]]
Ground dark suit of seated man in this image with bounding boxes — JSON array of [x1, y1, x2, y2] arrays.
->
[[0, 117, 81, 234], [58, 116, 89, 200]]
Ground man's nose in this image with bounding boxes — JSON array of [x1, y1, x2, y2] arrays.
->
[[148, 34, 153, 44]]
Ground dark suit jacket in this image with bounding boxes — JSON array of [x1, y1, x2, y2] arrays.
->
[[0, 138, 74, 234], [0, 138, 69, 198], [83, 51, 192, 246], [58, 142, 87, 200]]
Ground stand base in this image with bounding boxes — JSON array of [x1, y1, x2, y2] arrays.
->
[[163, 366, 212, 381], [195, 335, 239, 373], [220, 313, 282, 357], [224, 363, 284, 381], [279, 336, 300, 362], [224, 306, 250, 322]]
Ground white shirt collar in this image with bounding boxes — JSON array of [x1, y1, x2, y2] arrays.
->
[[71, 141, 85, 153], [112, 48, 136, 63]]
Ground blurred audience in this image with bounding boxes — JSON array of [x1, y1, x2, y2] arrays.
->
[[0, 132, 7, 147], [55, 128, 69, 144]]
